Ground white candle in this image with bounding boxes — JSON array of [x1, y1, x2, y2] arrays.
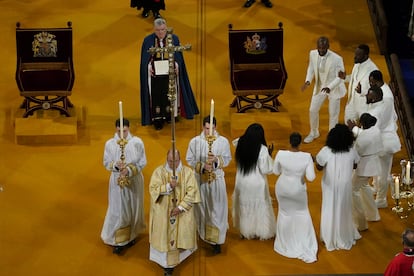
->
[[209, 99, 214, 136], [395, 177, 400, 199], [407, 161, 411, 183], [119, 101, 124, 139]]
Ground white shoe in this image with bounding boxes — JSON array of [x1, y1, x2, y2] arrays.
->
[[304, 132, 320, 143]]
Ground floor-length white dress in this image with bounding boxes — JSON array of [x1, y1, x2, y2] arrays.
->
[[316, 146, 361, 251], [232, 144, 276, 240], [273, 150, 317, 263]]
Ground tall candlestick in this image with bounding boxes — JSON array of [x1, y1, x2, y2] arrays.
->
[[395, 177, 400, 199], [407, 161, 411, 183], [209, 99, 214, 136], [119, 101, 124, 139]]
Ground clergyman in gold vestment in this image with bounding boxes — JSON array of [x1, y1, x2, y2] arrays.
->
[[149, 149, 201, 276]]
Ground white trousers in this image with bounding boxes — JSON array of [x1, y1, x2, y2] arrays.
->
[[352, 173, 381, 231], [376, 153, 394, 202], [309, 93, 340, 134]]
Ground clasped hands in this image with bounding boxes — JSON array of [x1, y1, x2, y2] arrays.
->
[[169, 175, 182, 217], [169, 175, 178, 189], [346, 119, 359, 130], [115, 161, 129, 177], [204, 152, 217, 172]]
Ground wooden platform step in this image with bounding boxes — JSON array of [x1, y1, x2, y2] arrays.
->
[[14, 107, 84, 145], [230, 110, 293, 149]]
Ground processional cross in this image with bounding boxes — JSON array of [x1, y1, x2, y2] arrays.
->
[[148, 29, 191, 231], [148, 28, 191, 179]]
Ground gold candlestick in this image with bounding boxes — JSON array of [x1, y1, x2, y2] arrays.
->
[[206, 134, 216, 183], [392, 190, 413, 219], [117, 138, 130, 188]]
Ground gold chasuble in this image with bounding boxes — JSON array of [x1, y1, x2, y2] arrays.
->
[[149, 164, 201, 266]]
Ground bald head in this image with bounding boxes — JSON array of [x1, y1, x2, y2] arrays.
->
[[167, 149, 181, 169], [403, 228, 414, 248]]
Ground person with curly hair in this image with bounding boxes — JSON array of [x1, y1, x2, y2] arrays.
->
[[232, 123, 276, 240], [316, 124, 361, 251]]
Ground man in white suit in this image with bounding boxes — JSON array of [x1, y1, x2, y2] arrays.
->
[[301, 37, 346, 143], [340, 44, 378, 122], [349, 86, 401, 208]]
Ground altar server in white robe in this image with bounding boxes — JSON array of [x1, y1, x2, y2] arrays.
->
[[350, 86, 401, 208], [101, 118, 147, 255], [149, 149, 200, 276], [348, 113, 382, 231], [232, 123, 276, 240], [273, 132, 318, 263], [186, 115, 232, 255], [340, 44, 378, 122]]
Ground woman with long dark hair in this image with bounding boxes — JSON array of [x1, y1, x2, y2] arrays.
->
[[232, 123, 276, 240], [316, 123, 361, 251]]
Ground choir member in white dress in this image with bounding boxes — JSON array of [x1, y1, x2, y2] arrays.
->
[[186, 116, 232, 254], [101, 118, 147, 255], [273, 132, 318, 263], [232, 123, 276, 240], [316, 124, 361, 251]]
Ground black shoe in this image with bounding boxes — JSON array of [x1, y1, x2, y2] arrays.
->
[[112, 246, 124, 255], [166, 116, 178, 124], [164, 267, 174, 276], [262, 0, 272, 8], [244, 0, 255, 7], [153, 120, 163, 130], [142, 9, 149, 18], [126, 239, 136, 248], [153, 11, 162, 19], [212, 244, 221, 255]]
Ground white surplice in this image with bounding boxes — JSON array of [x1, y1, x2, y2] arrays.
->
[[186, 131, 232, 245], [101, 133, 147, 246]]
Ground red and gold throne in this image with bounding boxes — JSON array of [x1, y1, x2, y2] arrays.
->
[[15, 22, 75, 118], [228, 22, 287, 113]]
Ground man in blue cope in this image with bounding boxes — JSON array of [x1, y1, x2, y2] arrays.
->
[[140, 18, 199, 130]]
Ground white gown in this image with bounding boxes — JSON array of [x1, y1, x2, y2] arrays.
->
[[273, 150, 317, 263], [316, 146, 361, 251], [232, 144, 276, 240]]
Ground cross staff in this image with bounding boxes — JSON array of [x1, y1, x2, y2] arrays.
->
[[148, 28, 191, 227], [148, 28, 191, 179]]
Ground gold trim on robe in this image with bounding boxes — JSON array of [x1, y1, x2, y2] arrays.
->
[[205, 224, 220, 243], [115, 226, 131, 244]]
